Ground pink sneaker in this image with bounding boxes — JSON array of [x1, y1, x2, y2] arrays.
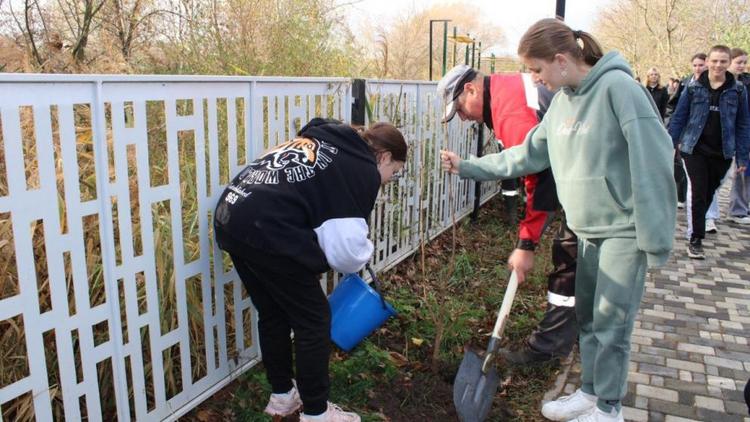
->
[[263, 386, 302, 418], [299, 402, 361, 422]]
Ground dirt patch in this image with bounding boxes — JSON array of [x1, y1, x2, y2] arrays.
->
[[183, 196, 561, 421]]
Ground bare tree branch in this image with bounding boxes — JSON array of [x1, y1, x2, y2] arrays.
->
[[52, 0, 108, 63], [21, 0, 43, 66]]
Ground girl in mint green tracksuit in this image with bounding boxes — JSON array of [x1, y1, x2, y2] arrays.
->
[[441, 19, 676, 422]]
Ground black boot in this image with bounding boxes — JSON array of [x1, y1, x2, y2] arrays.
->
[[500, 303, 577, 366], [499, 345, 559, 366]]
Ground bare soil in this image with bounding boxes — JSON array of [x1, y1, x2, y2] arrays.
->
[[184, 196, 562, 421]]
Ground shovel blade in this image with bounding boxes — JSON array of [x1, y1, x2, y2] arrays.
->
[[453, 348, 501, 422]]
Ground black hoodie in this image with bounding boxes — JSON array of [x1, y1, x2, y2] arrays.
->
[[214, 118, 381, 274], [695, 70, 734, 158]]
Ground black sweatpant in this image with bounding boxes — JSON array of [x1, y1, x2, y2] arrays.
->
[[231, 252, 331, 415], [684, 153, 732, 241], [528, 220, 579, 357], [547, 221, 577, 297]]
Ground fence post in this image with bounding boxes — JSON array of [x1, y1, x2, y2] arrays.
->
[[471, 123, 483, 221], [351, 79, 366, 125], [92, 79, 131, 421]]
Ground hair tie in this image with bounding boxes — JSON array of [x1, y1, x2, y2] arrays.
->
[[573, 30, 583, 39]]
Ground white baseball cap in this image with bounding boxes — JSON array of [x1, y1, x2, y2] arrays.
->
[[437, 64, 478, 123]]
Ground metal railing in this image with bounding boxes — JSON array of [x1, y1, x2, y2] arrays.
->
[[0, 73, 499, 421]]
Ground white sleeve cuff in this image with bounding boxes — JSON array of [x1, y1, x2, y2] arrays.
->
[[314, 218, 373, 274]]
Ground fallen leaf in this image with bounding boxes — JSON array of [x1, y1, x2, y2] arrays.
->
[[196, 409, 214, 421], [388, 351, 408, 366]]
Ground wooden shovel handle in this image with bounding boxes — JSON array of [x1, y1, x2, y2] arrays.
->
[[491, 271, 518, 340], [481, 271, 519, 373]]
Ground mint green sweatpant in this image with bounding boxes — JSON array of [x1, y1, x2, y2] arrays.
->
[[576, 237, 647, 413]]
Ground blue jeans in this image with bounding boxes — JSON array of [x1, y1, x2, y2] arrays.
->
[[729, 162, 750, 217]]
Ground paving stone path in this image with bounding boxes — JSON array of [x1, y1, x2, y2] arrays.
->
[[544, 185, 750, 421]]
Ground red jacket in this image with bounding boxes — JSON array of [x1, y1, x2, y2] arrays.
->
[[488, 73, 548, 244]]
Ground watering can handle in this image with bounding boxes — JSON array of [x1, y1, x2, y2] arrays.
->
[[365, 264, 389, 310]]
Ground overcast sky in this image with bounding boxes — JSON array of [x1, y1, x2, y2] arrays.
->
[[343, 0, 614, 56]]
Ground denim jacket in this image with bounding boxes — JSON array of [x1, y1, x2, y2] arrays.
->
[[668, 72, 750, 168]]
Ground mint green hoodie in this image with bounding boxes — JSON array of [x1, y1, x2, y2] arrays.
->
[[460, 52, 676, 267]]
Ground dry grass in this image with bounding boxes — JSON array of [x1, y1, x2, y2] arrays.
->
[[0, 99, 249, 420]]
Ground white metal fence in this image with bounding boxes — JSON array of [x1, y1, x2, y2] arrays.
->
[[0, 74, 499, 421]]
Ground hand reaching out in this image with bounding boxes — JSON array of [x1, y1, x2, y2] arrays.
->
[[507, 248, 534, 285], [440, 150, 461, 174]]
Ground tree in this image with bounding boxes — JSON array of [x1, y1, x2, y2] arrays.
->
[[3, 0, 113, 71], [356, 2, 505, 80], [56, 0, 107, 64], [7, 0, 46, 67], [593, 0, 750, 80], [101, 0, 162, 61], [709, 0, 750, 49], [148, 0, 363, 76]]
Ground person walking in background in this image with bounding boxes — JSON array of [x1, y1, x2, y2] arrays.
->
[[441, 18, 676, 422], [667, 77, 681, 98], [668, 45, 750, 259], [436, 63, 578, 367], [668, 53, 707, 116], [214, 118, 407, 422], [645, 67, 669, 122], [669, 54, 707, 211], [727, 47, 750, 224]]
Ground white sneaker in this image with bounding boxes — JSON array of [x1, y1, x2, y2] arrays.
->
[[705, 218, 717, 233], [264, 385, 303, 417], [541, 389, 597, 421], [300, 402, 361, 422], [730, 215, 750, 224], [677, 201, 685, 209], [566, 406, 624, 422]]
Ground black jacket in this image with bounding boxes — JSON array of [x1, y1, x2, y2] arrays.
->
[[647, 84, 669, 120], [667, 75, 693, 117], [214, 118, 381, 274]]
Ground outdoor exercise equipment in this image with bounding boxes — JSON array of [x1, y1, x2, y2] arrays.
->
[[428, 21, 481, 80]]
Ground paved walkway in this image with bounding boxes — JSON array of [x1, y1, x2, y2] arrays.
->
[[545, 185, 750, 421]]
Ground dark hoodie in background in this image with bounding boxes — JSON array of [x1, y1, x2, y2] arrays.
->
[[694, 70, 733, 158]]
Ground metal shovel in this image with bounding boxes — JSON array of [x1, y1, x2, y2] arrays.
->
[[454, 271, 519, 422]]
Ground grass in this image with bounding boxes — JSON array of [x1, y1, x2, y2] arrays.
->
[[184, 196, 564, 421]]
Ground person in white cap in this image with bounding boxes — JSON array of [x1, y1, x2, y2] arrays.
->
[[438, 63, 579, 366]]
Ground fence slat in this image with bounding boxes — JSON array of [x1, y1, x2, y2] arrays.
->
[[0, 75, 499, 421]]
